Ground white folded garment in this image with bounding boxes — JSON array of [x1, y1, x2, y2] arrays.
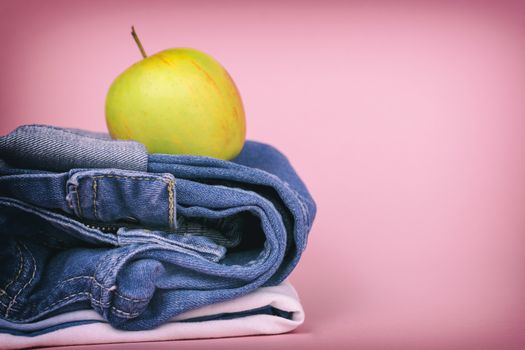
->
[[0, 281, 304, 349]]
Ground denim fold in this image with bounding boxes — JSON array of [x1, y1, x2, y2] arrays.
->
[[0, 125, 316, 331]]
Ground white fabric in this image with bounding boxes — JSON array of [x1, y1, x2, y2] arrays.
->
[[0, 281, 304, 349]]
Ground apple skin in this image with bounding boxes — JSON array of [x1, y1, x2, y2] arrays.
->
[[105, 48, 246, 160]]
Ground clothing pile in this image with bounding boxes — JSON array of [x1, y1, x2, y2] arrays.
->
[[0, 125, 316, 348]]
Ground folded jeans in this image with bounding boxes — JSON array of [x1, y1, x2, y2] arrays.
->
[[0, 125, 316, 331]]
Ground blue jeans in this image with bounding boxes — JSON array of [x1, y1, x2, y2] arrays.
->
[[0, 125, 316, 330]]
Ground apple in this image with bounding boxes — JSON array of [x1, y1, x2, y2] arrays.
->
[[105, 27, 246, 160]]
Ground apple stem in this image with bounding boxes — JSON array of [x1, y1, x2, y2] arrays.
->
[[131, 26, 148, 59]]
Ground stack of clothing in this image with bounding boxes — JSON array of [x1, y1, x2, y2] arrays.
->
[[0, 125, 316, 348]]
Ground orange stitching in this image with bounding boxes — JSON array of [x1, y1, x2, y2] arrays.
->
[[90, 174, 175, 227], [167, 178, 175, 229], [92, 178, 98, 220]]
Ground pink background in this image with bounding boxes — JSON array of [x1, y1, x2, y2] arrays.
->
[[1, 0, 525, 349]]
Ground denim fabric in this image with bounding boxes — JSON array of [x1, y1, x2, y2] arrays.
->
[[0, 125, 148, 172], [0, 125, 316, 331]]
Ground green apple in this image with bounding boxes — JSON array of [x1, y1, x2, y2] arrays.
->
[[105, 27, 246, 160]]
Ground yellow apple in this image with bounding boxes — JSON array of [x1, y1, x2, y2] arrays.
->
[[105, 28, 246, 160]]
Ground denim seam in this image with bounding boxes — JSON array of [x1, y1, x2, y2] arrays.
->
[[106, 306, 141, 318], [8, 289, 144, 322], [52, 276, 149, 302], [5, 243, 36, 318], [89, 175, 175, 229], [73, 184, 83, 217], [167, 177, 175, 229], [95, 265, 111, 315], [99, 248, 132, 283], [296, 192, 309, 230], [92, 178, 99, 220], [0, 243, 23, 301], [265, 172, 309, 226], [121, 232, 222, 260], [92, 248, 135, 313], [97, 276, 104, 318], [90, 298, 141, 318], [35, 292, 140, 318], [281, 180, 309, 228], [93, 251, 145, 319]]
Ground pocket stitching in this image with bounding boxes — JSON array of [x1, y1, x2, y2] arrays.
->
[[53, 275, 149, 302], [89, 174, 175, 229], [32, 291, 142, 319]]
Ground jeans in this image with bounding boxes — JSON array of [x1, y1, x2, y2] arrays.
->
[[0, 125, 316, 331]]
